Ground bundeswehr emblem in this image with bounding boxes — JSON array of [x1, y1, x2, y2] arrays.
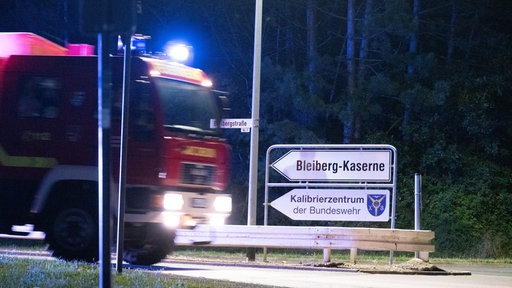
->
[[367, 194, 386, 216]]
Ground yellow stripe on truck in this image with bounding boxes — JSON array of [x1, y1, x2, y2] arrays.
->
[[0, 145, 57, 168], [182, 146, 216, 158]]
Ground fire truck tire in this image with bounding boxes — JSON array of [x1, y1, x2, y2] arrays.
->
[[45, 204, 99, 263], [122, 224, 175, 266]]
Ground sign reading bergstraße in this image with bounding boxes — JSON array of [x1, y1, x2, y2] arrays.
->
[[210, 118, 253, 129], [271, 150, 392, 182], [271, 189, 390, 221]]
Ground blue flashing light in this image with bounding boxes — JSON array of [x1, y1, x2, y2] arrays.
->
[[165, 41, 193, 63], [168, 44, 189, 62]]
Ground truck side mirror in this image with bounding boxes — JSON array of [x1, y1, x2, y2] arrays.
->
[[213, 90, 231, 117]]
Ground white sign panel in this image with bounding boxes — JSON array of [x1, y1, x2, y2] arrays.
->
[[271, 189, 390, 221], [271, 150, 391, 182]]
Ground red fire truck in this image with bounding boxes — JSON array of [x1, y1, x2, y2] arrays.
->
[[0, 33, 232, 265]]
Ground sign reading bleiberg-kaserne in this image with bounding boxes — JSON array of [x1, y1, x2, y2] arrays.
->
[[271, 150, 392, 182], [271, 189, 390, 221]]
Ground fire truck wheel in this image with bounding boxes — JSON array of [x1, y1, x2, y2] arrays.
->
[[45, 205, 99, 262], [122, 224, 175, 266]]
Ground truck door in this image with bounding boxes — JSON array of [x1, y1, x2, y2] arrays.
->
[[8, 74, 62, 177], [111, 76, 161, 185], [128, 78, 162, 184], [0, 73, 62, 225]]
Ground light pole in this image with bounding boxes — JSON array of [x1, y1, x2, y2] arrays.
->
[[247, 0, 263, 227], [246, 0, 263, 261]]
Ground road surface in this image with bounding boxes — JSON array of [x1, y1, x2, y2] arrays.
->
[[151, 260, 512, 288]]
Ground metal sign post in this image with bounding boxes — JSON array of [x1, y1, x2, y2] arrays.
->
[[97, 30, 112, 288], [414, 173, 422, 258], [246, 0, 263, 262], [248, 0, 263, 227], [80, 0, 136, 284], [115, 34, 133, 274]]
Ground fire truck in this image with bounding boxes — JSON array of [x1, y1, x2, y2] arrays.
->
[[0, 33, 232, 265]]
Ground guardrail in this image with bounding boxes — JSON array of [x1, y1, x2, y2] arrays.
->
[[176, 225, 435, 264]]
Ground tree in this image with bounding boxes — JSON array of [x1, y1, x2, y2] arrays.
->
[[343, 0, 356, 144]]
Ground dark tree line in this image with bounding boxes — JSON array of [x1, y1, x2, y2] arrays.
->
[[1, 0, 511, 258]]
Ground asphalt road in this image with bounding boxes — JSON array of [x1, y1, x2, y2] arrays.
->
[[148, 260, 512, 288]]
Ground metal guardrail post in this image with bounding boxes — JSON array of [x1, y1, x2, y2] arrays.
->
[[414, 173, 422, 258]]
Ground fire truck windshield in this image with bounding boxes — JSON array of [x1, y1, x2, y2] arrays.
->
[[154, 78, 221, 135]]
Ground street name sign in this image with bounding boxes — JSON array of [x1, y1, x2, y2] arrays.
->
[[271, 150, 392, 182], [271, 189, 390, 221], [210, 118, 252, 132]]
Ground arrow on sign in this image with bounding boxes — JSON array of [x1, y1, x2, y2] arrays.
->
[[270, 189, 390, 222]]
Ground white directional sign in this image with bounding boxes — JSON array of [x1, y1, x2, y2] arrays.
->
[[271, 189, 390, 221], [271, 150, 391, 182]]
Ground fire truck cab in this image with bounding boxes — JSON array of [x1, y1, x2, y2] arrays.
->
[[0, 33, 232, 265]]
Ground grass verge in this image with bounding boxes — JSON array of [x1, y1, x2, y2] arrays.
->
[[1, 237, 510, 287], [0, 255, 270, 288]]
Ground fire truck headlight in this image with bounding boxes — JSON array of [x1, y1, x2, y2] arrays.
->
[[209, 214, 227, 226], [163, 193, 184, 210], [164, 214, 181, 228], [213, 196, 232, 213]]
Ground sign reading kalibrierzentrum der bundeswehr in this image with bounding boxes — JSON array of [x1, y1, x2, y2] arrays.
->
[[271, 189, 390, 221], [271, 150, 392, 182]]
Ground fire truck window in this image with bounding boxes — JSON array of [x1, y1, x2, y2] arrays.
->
[[18, 77, 60, 119], [130, 82, 155, 141], [154, 78, 219, 133]]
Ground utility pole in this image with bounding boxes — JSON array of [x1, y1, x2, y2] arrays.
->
[[246, 0, 263, 261], [247, 0, 263, 229]]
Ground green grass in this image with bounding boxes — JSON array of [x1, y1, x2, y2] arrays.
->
[[1, 238, 511, 287], [0, 255, 270, 288], [0, 238, 46, 250]]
